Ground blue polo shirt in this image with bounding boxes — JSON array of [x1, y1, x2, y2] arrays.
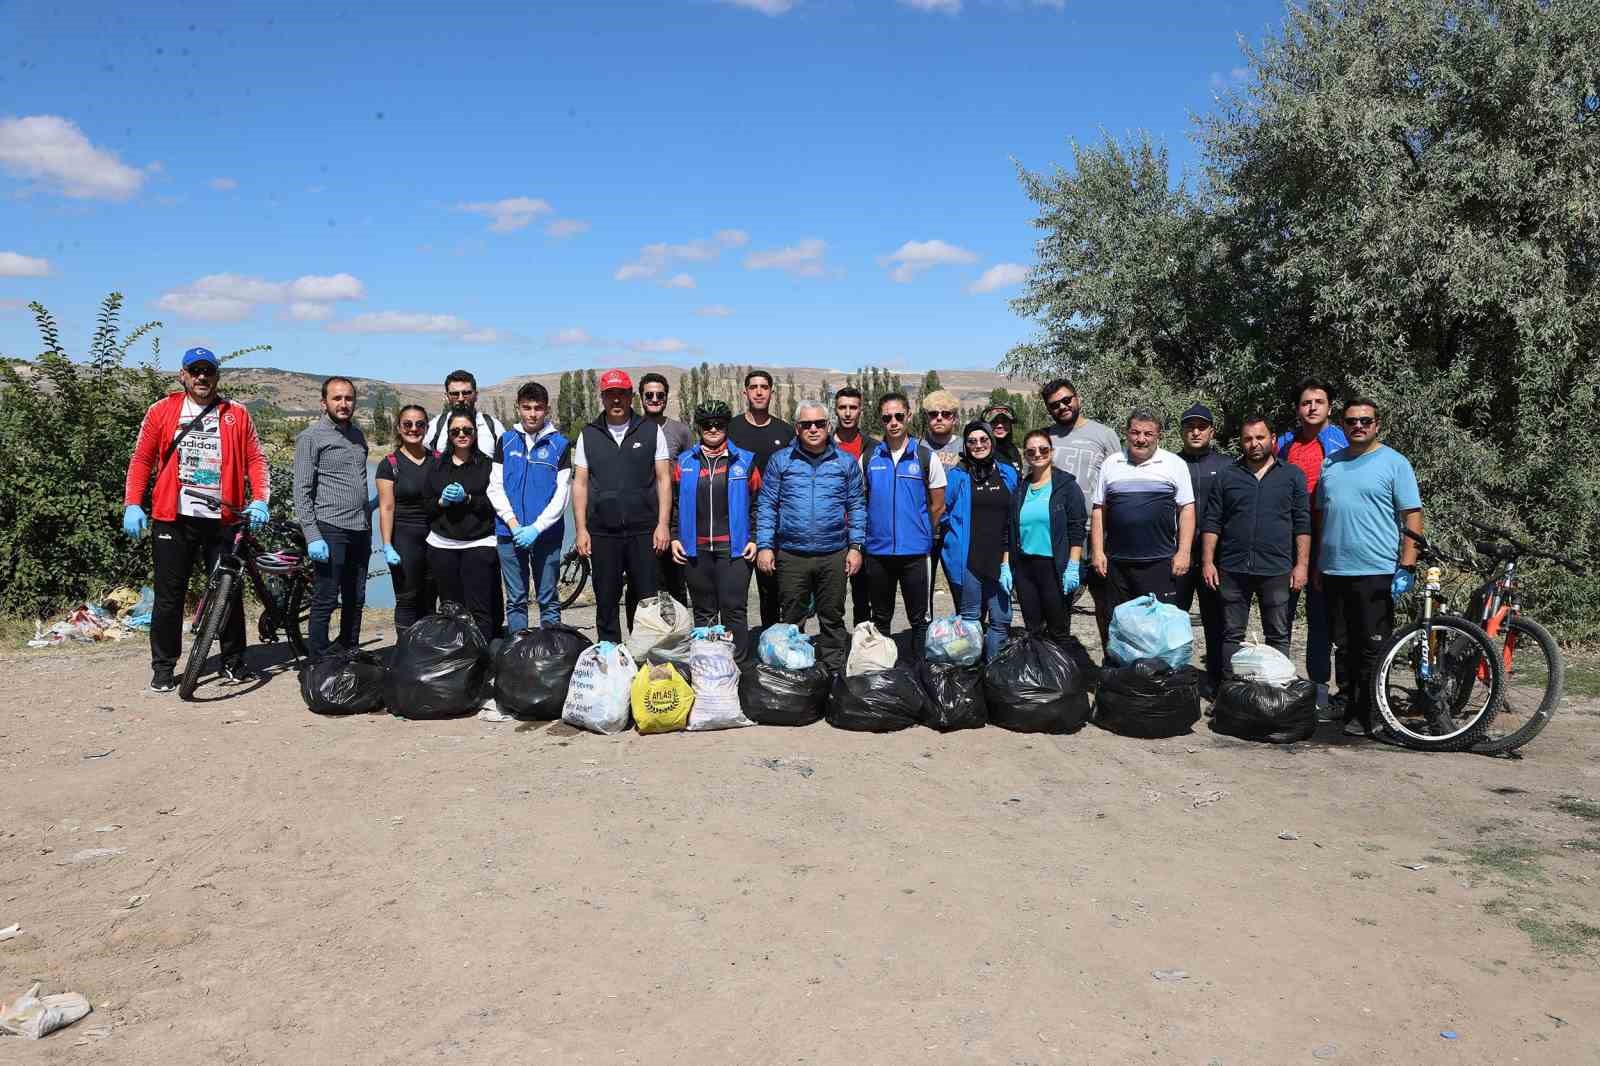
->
[[1315, 445, 1423, 576]]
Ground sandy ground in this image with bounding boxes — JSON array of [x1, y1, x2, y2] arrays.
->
[[3, 585, 1599, 1065]]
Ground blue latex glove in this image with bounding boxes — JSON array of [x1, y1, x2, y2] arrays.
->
[[1061, 559, 1081, 596], [512, 524, 540, 549], [999, 561, 1013, 596], [243, 500, 270, 530], [440, 483, 467, 505], [307, 539, 330, 563], [122, 504, 147, 539], [383, 543, 402, 567], [1391, 567, 1415, 599]]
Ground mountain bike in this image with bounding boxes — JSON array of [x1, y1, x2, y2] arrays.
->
[[180, 517, 312, 700], [556, 547, 590, 609], [1447, 518, 1582, 756], [1370, 528, 1506, 751]]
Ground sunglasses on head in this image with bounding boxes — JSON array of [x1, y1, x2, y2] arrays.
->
[[880, 411, 907, 424], [698, 418, 729, 431], [1024, 445, 1052, 458], [642, 391, 667, 401], [449, 425, 476, 436], [399, 420, 427, 431], [1343, 415, 1376, 427], [797, 418, 829, 431]]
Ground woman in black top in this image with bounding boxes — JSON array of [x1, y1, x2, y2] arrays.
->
[[423, 405, 499, 637], [376, 404, 436, 632]]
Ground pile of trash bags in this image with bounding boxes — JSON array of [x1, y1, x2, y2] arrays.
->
[[383, 603, 491, 719], [983, 633, 1093, 733], [300, 649, 387, 714], [492, 624, 592, 719], [1212, 644, 1316, 743], [1105, 594, 1193, 669], [1093, 658, 1201, 738]]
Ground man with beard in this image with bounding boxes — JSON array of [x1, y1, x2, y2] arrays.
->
[[1042, 378, 1122, 645]]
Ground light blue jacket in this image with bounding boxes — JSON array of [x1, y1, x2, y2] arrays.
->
[[940, 460, 1019, 578]]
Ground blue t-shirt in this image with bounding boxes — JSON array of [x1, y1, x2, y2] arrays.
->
[[1315, 445, 1422, 576], [1019, 483, 1054, 557]]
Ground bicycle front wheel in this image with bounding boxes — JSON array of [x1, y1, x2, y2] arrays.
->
[[180, 571, 236, 700], [557, 552, 590, 609], [1473, 616, 1563, 756], [1373, 616, 1504, 751]]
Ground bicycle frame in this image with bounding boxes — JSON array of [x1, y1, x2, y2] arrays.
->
[[1465, 559, 1521, 681], [191, 524, 305, 642]]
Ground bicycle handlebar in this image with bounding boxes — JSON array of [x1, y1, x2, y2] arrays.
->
[[1463, 517, 1584, 574]]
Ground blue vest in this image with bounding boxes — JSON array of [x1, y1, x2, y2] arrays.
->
[[493, 426, 568, 539], [862, 438, 934, 556], [675, 445, 755, 559]]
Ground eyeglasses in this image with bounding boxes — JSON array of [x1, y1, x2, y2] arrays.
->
[[1343, 416, 1376, 427], [1023, 446, 1052, 458], [449, 425, 476, 437], [928, 409, 956, 419], [642, 391, 667, 401], [965, 437, 991, 448], [797, 419, 829, 431], [1046, 395, 1076, 409], [698, 419, 729, 431], [399, 420, 427, 431], [880, 412, 907, 424]]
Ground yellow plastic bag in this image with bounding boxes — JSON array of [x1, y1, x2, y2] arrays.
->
[[631, 663, 694, 734]]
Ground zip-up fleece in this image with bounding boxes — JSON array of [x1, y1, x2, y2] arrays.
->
[[674, 444, 757, 558], [124, 392, 268, 523], [941, 460, 1018, 578]]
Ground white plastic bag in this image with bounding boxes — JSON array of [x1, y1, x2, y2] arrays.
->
[[626, 594, 692, 662], [1230, 643, 1297, 687], [925, 615, 982, 667], [0, 983, 91, 1040], [562, 641, 637, 734], [687, 637, 752, 730], [758, 623, 816, 671], [845, 621, 898, 676]]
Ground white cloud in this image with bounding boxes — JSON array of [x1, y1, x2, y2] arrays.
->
[[967, 262, 1029, 294], [899, 0, 961, 11], [881, 238, 978, 283], [547, 326, 595, 347], [456, 196, 553, 233], [717, 0, 795, 13], [209, 176, 237, 191], [0, 115, 145, 200], [743, 237, 829, 278], [327, 311, 473, 335], [460, 328, 501, 344], [615, 229, 749, 282], [0, 251, 51, 278], [1210, 67, 1250, 90], [546, 218, 590, 238], [155, 271, 366, 322], [626, 337, 694, 354], [694, 304, 734, 318], [662, 273, 697, 289]]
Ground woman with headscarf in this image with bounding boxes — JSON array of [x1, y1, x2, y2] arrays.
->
[[938, 420, 1019, 661]]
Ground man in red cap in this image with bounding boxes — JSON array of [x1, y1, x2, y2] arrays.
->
[[570, 369, 672, 642]]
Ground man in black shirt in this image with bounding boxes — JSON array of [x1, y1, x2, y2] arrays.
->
[[726, 368, 794, 628], [1174, 403, 1230, 694]]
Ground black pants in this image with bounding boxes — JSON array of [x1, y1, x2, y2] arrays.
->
[[682, 551, 753, 659], [849, 567, 873, 628], [777, 549, 847, 671], [626, 550, 686, 631], [1324, 574, 1395, 727], [754, 566, 782, 629], [1217, 570, 1292, 673], [1014, 552, 1070, 640], [150, 516, 245, 676], [1106, 557, 1178, 612], [1085, 563, 1112, 647], [867, 553, 930, 658], [592, 531, 659, 644], [390, 523, 435, 632], [427, 545, 500, 639], [1174, 566, 1226, 684]]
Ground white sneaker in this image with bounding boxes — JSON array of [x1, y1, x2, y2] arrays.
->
[[477, 700, 511, 723]]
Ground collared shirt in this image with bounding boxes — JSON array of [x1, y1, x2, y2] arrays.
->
[[1202, 456, 1311, 576], [1093, 447, 1195, 562], [293, 414, 370, 541]]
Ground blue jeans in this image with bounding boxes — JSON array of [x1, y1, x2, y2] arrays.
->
[[958, 564, 1012, 662], [1288, 584, 1334, 687], [309, 525, 371, 656], [497, 531, 563, 632]]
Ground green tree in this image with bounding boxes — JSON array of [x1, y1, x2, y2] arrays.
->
[[1007, 0, 1600, 637]]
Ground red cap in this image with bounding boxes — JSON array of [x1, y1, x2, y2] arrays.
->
[[598, 369, 633, 392]]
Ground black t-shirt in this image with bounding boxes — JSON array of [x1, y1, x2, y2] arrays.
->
[[375, 449, 433, 528], [727, 413, 794, 474], [965, 463, 1012, 580]]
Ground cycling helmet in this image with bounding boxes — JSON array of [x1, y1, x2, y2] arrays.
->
[[255, 550, 302, 575], [694, 399, 733, 426]]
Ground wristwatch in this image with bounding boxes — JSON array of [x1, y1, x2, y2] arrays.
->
[[848, 543, 863, 553]]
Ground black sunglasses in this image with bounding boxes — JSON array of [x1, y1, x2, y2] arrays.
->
[[449, 425, 476, 436], [797, 418, 829, 431], [928, 409, 957, 419], [880, 411, 907, 423], [642, 391, 667, 401], [698, 418, 729, 431], [399, 420, 427, 431], [1046, 395, 1076, 409], [1343, 416, 1376, 427], [1023, 445, 1052, 458]]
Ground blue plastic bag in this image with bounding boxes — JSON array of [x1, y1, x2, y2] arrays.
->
[[924, 615, 982, 667], [758, 623, 816, 671], [1106, 594, 1193, 669]]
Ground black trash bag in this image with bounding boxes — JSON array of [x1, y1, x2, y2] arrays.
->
[[1211, 679, 1318, 743], [300, 650, 386, 715], [383, 602, 491, 719], [915, 660, 987, 732], [740, 661, 830, 726], [827, 667, 927, 733], [1093, 658, 1202, 738], [493, 624, 593, 719], [983, 633, 1091, 733]]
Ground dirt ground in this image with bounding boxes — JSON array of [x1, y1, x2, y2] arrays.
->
[[3, 588, 1599, 1065]]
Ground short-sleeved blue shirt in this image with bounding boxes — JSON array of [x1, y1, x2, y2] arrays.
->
[[1315, 445, 1423, 576]]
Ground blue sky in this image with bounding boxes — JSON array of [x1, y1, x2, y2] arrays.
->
[[0, 0, 1285, 382]]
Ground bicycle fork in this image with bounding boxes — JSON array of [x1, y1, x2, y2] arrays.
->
[[1418, 566, 1443, 681]]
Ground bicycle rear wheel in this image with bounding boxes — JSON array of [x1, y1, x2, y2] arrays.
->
[[1373, 616, 1504, 751], [1472, 616, 1562, 755], [557, 551, 590, 609], [282, 575, 311, 658], [179, 571, 235, 700]]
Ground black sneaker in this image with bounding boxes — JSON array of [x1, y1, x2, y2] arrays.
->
[[148, 671, 176, 693], [220, 659, 260, 684]]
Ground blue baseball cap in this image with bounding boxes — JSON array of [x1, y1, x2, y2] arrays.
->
[[182, 346, 219, 370], [1180, 403, 1214, 426]]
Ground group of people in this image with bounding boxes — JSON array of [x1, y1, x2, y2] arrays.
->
[[121, 350, 1424, 739]]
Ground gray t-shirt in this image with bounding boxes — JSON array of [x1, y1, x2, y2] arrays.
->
[[653, 416, 693, 459], [1046, 418, 1121, 529]]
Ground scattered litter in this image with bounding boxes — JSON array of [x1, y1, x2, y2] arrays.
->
[[1440, 1031, 1458, 1040], [72, 1023, 113, 1046], [93, 825, 122, 834], [0, 924, 20, 942], [1547, 1013, 1567, 1028], [27, 591, 150, 647], [1278, 830, 1300, 841], [1399, 862, 1429, 871], [1191, 789, 1229, 808], [1312, 1044, 1339, 1060], [125, 895, 147, 910], [156, 807, 177, 816], [82, 750, 114, 760], [755, 757, 814, 778], [0, 983, 92, 1039], [63, 847, 124, 865], [1151, 969, 1188, 982]]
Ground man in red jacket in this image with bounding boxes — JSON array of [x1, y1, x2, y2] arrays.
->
[[123, 347, 271, 692]]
